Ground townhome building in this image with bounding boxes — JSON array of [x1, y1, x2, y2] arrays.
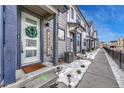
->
[[66, 5, 89, 54], [0, 5, 69, 86], [87, 21, 94, 50], [117, 38, 124, 51], [87, 21, 99, 50], [0, 5, 98, 86], [85, 22, 91, 51], [108, 41, 118, 50], [92, 30, 99, 50]]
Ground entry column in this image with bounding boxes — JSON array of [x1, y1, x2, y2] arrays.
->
[[4, 6, 17, 85], [52, 14, 58, 65]]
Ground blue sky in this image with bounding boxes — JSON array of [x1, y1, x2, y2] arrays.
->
[[79, 5, 124, 43]]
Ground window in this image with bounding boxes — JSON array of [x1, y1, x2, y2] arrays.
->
[[58, 29, 65, 40], [71, 8, 74, 19], [84, 42, 86, 46], [77, 34, 81, 46], [76, 15, 81, 24], [26, 50, 37, 57], [26, 39, 37, 47]]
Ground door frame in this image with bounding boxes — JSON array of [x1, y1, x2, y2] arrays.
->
[[17, 7, 44, 68], [70, 32, 74, 52], [21, 12, 41, 65]]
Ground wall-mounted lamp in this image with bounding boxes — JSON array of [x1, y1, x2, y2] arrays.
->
[[45, 23, 49, 27]]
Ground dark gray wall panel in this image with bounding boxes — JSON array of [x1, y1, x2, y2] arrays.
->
[[53, 14, 58, 65], [58, 12, 67, 58], [0, 5, 3, 83], [4, 5, 17, 85]]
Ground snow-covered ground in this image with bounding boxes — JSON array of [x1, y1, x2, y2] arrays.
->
[[56, 60, 91, 88], [86, 49, 100, 60], [104, 49, 124, 88], [55, 49, 99, 88]]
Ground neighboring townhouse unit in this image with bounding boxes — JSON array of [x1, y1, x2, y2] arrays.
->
[[92, 30, 99, 49], [116, 38, 124, 51], [85, 22, 91, 51], [67, 5, 89, 54], [100, 42, 107, 48], [107, 39, 124, 52], [87, 21, 99, 50], [108, 40, 118, 50], [0, 5, 68, 85]]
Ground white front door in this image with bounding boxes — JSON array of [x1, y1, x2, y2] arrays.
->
[[21, 12, 40, 65]]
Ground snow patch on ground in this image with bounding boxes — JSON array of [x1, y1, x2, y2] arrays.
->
[[86, 49, 100, 60], [56, 49, 100, 88], [104, 49, 124, 88], [56, 60, 91, 88]]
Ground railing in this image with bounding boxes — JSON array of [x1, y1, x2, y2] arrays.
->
[[104, 47, 124, 70]]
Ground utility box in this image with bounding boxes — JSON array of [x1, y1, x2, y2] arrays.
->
[[82, 49, 86, 54], [64, 52, 74, 63]]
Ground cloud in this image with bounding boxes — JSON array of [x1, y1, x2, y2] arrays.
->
[[97, 27, 117, 43], [79, 5, 124, 43], [82, 6, 124, 23]]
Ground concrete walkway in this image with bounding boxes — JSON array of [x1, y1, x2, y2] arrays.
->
[[77, 49, 119, 88]]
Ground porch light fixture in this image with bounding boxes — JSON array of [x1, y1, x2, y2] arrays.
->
[[45, 22, 49, 27]]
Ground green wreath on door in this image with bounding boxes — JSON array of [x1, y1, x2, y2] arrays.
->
[[25, 26, 38, 38]]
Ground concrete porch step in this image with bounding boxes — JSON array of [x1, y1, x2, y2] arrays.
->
[[6, 66, 58, 88], [24, 70, 58, 88]]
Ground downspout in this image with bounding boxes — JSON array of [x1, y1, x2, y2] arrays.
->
[[66, 11, 68, 52], [80, 33, 82, 53]]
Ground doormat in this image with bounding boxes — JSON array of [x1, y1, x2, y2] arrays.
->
[[22, 63, 46, 74]]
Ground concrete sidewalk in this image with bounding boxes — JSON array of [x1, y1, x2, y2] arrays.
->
[[77, 49, 119, 88]]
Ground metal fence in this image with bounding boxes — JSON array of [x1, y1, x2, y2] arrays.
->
[[104, 47, 124, 70]]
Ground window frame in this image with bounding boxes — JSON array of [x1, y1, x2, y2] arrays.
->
[[58, 28, 65, 41], [76, 15, 81, 24], [71, 8, 74, 19]]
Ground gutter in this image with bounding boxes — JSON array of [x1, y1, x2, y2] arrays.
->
[[76, 6, 90, 28]]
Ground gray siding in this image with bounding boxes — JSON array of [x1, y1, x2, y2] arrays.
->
[[44, 12, 68, 61], [4, 6, 17, 85], [0, 5, 3, 83], [58, 12, 67, 58], [44, 19, 53, 62], [53, 14, 59, 65]]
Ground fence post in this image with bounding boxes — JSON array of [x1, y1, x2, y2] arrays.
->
[[112, 49, 113, 58], [119, 50, 122, 69]]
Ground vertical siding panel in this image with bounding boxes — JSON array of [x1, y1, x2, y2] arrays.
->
[[44, 19, 53, 62], [58, 12, 67, 58], [4, 5, 17, 85], [0, 5, 3, 83]]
